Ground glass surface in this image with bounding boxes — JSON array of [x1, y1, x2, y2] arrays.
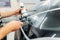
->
[[0, 0, 11, 7], [41, 10, 60, 31]]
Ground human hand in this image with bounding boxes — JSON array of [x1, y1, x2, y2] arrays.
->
[[0, 8, 23, 18], [4, 20, 23, 32], [14, 8, 22, 14]]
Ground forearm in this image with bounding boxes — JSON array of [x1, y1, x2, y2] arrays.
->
[[0, 11, 18, 18], [0, 20, 22, 40], [0, 8, 22, 18], [0, 26, 11, 40]]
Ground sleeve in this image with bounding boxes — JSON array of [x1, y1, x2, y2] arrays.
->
[[0, 16, 3, 27]]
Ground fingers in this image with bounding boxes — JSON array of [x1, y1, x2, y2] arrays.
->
[[16, 8, 23, 14]]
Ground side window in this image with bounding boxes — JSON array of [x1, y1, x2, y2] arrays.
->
[[0, 0, 11, 7]]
